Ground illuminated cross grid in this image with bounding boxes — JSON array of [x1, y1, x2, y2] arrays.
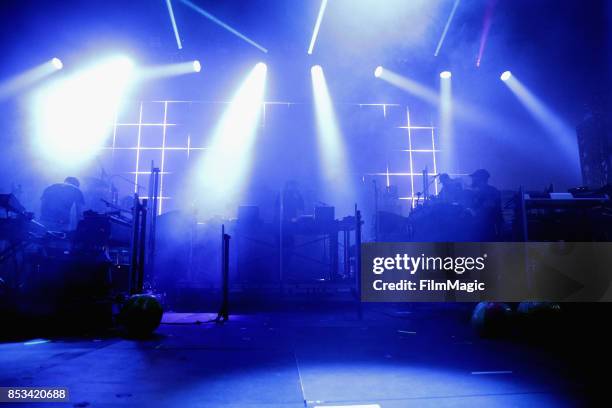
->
[[364, 105, 440, 208], [102, 101, 439, 214], [103, 101, 209, 214]]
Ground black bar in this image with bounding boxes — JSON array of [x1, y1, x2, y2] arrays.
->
[[217, 224, 230, 322], [355, 205, 362, 319], [137, 199, 148, 294], [129, 194, 141, 295], [149, 167, 160, 263]]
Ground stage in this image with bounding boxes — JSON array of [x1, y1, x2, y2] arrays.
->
[[1, 1, 611, 406], [0, 305, 598, 407]]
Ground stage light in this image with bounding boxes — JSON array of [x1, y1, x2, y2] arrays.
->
[[377, 66, 504, 135], [311, 64, 354, 214], [0, 58, 65, 100], [502, 73, 580, 171], [31, 55, 135, 170], [137, 60, 202, 80], [193, 60, 201, 72], [51, 58, 63, 70], [440, 71, 452, 79], [308, 0, 329, 55], [194, 62, 267, 215], [500, 71, 512, 81], [375, 67, 438, 105]]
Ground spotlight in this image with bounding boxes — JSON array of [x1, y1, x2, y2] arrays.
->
[[0, 58, 64, 99], [376, 67, 438, 105], [311, 63, 354, 214], [31, 55, 135, 169], [308, 0, 329, 55], [137, 60, 202, 80], [440, 71, 452, 79], [51, 58, 63, 70], [195, 62, 267, 215], [192, 60, 201, 72], [502, 72, 579, 168]]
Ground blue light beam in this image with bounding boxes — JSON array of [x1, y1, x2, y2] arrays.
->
[[308, 0, 329, 55], [0, 58, 63, 100], [376, 67, 439, 105], [503, 74, 580, 169], [180, 0, 268, 53], [439, 72, 454, 173], [31, 56, 135, 171], [136, 60, 201, 80], [195, 63, 267, 216], [376, 66, 508, 135], [434, 0, 461, 57], [311, 65, 354, 213], [165, 0, 183, 50]]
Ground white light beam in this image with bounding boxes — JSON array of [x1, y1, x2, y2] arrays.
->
[[165, 0, 183, 50], [434, 0, 461, 57], [308, 0, 329, 55], [180, 0, 268, 53]]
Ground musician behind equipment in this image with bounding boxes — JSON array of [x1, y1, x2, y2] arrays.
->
[[372, 279, 486, 293]]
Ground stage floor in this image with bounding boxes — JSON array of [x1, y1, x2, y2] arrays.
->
[[0, 305, 590, 407]]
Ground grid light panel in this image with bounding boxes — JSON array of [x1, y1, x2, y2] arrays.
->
[[104, 101, 440, 214]]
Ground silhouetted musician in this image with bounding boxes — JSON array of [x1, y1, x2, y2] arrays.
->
[[468, 169, 503, 240], [40, 177, 85, 231]]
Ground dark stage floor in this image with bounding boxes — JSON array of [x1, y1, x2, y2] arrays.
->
[[1, 303, 597, 408]]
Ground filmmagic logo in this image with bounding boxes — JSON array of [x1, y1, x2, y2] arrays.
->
[[372, 279, 486, 293], [372, 253, 487, 275]]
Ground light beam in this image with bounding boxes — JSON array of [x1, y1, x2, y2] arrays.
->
[[375, 66, 439, 105], [308, 0, 329, 55], [194, 62, 267, 216], [0, 58, 63, 100], [439, 70, 454, 173], [180, 0, 268, 53], [434, 0, 461, 57], [476, 0, 498, 67], [502, 73, 580, 168], [137, 60, 202, 80], [30, 56, 135, 170], [311, 65, 354, 213], [376, 66, 508, 135], [165, 0, 183, 50]]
